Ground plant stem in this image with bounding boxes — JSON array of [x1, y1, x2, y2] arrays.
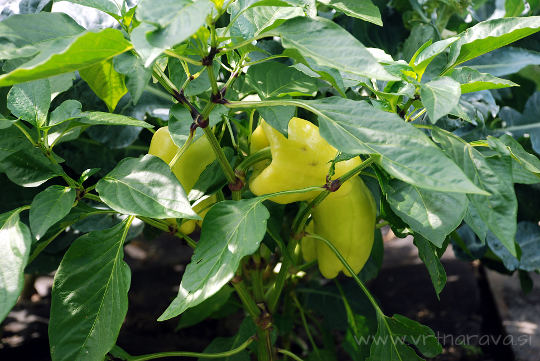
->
[[236, 147, 271, 172], [137, 216, 197, 249], [13, 121, 37, 146], [232, 280, 261, 319], [126, 336, 255, 361], [277, 349, 304, 361], [291, 292, 320, 359], [163, 50, 203, 66]]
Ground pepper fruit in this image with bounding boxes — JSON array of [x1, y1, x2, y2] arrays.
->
[[301, 177, 376, 279], [149, 126, 217, 233], [249, 117, 362, 204]]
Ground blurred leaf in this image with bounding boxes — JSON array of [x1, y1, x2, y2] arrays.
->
[[97, 154, 198, 219], [197, 317, 256, 361], [113, 52, 152, 105], [159, 199, 269, 320], [30, 185, 76, 240], [49, 220, 132, 361], [59, 0, 123, 18], [505, 0, 525, 17], [463, 47, 540, 76], [79, 59, 128, 112], [177, 286, 233, 330], [0, 208, 32, 323], [79, 111, 153, 128], [246, 61, 318, 98], [498, 92, 540, 154]]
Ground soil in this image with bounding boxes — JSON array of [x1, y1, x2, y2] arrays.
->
[[0, 232, 518, 361]]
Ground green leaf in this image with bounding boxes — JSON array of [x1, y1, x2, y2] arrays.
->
[[78, 111, 153, 128], [48, 99, 83, 127], [505, 0, 525, 17], [159, 199, 269, 320], [420, 77, 461, 122], [188, 147, 235, 202], [229, 4, 303, 40], [97, 154, 198, 219], [79, 59, 128, 112], [463, 47, 540, 76], [431, 128, 518, 256], [0, 28, 132, 87], [58, 0, 123, 17], [0, 127, 27, 163], [498, 92, 540, 154], [449, 67, 518, 93], [411, 37, 458, 78], [176, 286, 234, 330], [246, 61, 318, 98], [413, 236, 447, 297], [281, 97, 484, 194], [258, 106, 295, 137], [7, 79, 51, 128], [113, 52, 152, 104], [135, 0, 213, 64], [49, 220, 132, 361], [367, 314, 423, 361], [446, 16, 540, 70], [0, 208, 32, 323], [387, 314, 443, 358], [487, 134, 540, 175], [266, 17, 398, 81], [515, 222, 540, 271], [317, 0, 382, 26], [3, 147, 63, 187], [197, 317, 256, 361], [29, 185, 76, 240], [0, 12, 84, 60], [386, 179, 468, 247]]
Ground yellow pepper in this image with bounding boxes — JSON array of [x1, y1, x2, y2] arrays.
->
[[249, 117, 362, 204], [301, 177, 376, 279], [149, 126, 217, 234]]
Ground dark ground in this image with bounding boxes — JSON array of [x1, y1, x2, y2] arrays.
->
[[0, 231, 519, 361]]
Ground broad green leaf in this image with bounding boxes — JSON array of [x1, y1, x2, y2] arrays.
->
[[386, 179, 467, 247], [498, 92, 540, 154], [258, 106, 295, 136], [7, 79, 51, 128], [515, 222, 540, 271], [3, 147, 63, 187], [487, 134, 540, 175], [159, 199, 269, 320], [367, 313, 424, 361], [317, 0, 382, 26], [413, 236, 447, 297], [169, 105, 199, 147], [450, 67, 518, 93], [198, 317, 256, 361], [176, 286, 233, 330], [49, 220, 132, 361], [230, 5, 303, 41], [48, 99, 83, 127], [0, 28, 132, 87], [29, 185, 76, 240], [266, 17, 398, 81], [0, 12, 84, 60], [463, 47, 540, 76], [246, 61, 318, 98], [135, 0, 213, 64], [446, 16, 540, 70], [431, 128, 518, 256], [505, 0, 525, 17], [0, 127, 27, 162], [0, 208, 32, 323], [96, 154, 198, 219], [130, 23, 164, 67], [387, 314, 443, 358], [410, 37, 458, 78], [420, 77, 461, 123], [276, 97, 484, 194], [58, 0, 123, 17], [79, 59, 128, 112], [113, 52, 152, 104], [0, 116, 16, 129], [78, 111, 153, 128]]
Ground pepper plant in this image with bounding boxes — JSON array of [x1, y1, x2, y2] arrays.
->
[[1, 0, 540, 360]]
